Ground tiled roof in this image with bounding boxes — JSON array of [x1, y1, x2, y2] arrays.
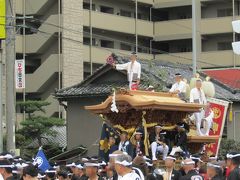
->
[[29, 126, 66, 147], [204, 69, 240, 91], [55, 55, 240, 102]]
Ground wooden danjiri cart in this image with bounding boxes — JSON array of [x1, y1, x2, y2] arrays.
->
[[85, 89, 218, 161]]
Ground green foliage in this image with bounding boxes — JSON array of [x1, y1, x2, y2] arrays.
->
[[16, 100, 65, 147], [17, 101, 50, 118], [218, 138, 240, 159]]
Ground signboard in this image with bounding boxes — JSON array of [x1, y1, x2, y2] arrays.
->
[[0, 0, 6, 39], [205, 98, 229, 156], [15, 60, 25, 89]]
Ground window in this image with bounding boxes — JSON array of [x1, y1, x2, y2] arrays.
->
[[100, 6, 114, 14], [83, 2, 95, 10], [134, 13, 142, 19], [120, 43, 132, 51], [120, 10, 132, 17], [217, 9, 232, 17], [178, 13, 191, 19], [83, 37, 96, 46], [218, 42, 232, 50], [179, 46, 192, 52], [101, 40, 114, 48]]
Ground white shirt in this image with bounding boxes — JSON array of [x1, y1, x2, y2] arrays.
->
[[116, 61, 141, 82], [132, 167, 144, 180], [118, 171, 141, 180], [169, 80, 186, 93], [190, 88, 207, 104]]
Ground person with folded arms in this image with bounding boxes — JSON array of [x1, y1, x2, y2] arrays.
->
[[207, 162, 224, 180], [180, 159, 203, 180], [226, 152, 240, 180], [114, 154, 141, 180]]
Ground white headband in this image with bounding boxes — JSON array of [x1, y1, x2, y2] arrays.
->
[[12, 170, 19, 174], [84, 163, 99, 167], [227, 153, 240, 159], [15, 163, 29, 169], [209, 156, 217, 160], [82, 158, 89, 161], [76, 164, 84, 169], [190, 156, 203, 163], [115, 160, 132, 166], [66, 163, 76, 167], [109, 154, 121, 158], [0, 165, 14, 168], [207, 163, 221, 169], [99, 161, 106, 166], [0, 154, 13, 159], [53, 165, 59, 169], [146, 162, 153, 167], [45, 170, 56, 173], [181, 161, 195, 166], [165, 156, 176, 161], [37, 174, 46, 179]]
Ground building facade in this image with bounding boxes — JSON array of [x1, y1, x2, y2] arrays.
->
[[12, 0, 239, 119]]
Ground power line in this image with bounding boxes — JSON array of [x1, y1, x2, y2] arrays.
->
[[0, 22, 235, 68]]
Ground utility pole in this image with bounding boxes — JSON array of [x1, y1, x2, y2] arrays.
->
[[23, 0, 26, 121], [0, 46, 3, 152], [192, 0, 197, 75], [6, 0, 16, 153], [90, 0, 93, 75], [135, 0, 138, 53], [232, 0, 236, 68]]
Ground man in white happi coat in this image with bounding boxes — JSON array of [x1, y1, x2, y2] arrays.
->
[[113, 52, 141, 90], [169, 73, 187, 99], [114, 154, 141, 180], [190, 79, 207, 136]]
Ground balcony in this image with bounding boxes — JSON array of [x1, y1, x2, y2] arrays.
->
[[83, 45, 153, 64], [154, 0, 218, 8], [201, 16, 236, 35], [83, 10, 153, 37], [154, 0, 191, 8], [138, 0, 154, 5], [16, 14, 59, 53], [16, 0, 55, 15], [154, 16, 238, 41], [154, 19, 192, 41], [154, 50, 239, 68]]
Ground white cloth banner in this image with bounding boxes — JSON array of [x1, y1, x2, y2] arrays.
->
[[15, 59, 25, 89]]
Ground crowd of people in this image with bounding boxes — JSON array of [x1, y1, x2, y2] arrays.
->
[[0, 52, 229, 180], [0, 150, 240, 180]]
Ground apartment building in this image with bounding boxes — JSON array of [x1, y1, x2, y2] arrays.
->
[[152, 0, 240, 68], [13, 0, 239, 118]]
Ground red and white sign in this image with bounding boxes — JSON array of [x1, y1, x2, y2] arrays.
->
[[205, 98, 229, 156], [15, 59, 25, 89]]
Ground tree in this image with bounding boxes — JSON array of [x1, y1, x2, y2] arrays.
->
[[17, 101, 65, 147], [218, 138, 240, 159]]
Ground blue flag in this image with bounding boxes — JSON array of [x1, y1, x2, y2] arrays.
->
[[33, 148, 51, 172], [99, 123, 111, 162]]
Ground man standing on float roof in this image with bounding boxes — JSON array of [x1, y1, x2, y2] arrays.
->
[[113, 52, 141, 90]]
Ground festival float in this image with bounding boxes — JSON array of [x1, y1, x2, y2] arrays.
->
[[85, 88, 221, 161]]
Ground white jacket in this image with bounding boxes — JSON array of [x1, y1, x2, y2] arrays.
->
[[118, 171, 141, 180], [116, 61, 141, 82], [169, 80, 186, 93], [190, 88, 207, 104]]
